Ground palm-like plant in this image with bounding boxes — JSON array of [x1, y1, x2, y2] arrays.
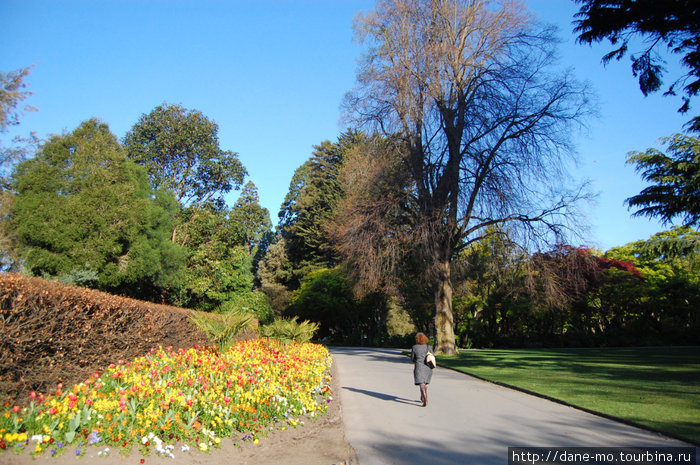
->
[[260, 317, 320, 346], [189, 309, 255, 352]]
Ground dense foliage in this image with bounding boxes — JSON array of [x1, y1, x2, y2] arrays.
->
[[451, 228, 699, 348], [1, 1, 697, 352], [11, 120, 184, 299], [3, 101, 272, 314], [287, 267, 388, 345], [258, 132, 364, 310]]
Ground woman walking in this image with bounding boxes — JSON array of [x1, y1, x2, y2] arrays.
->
[[411, 332, 434, 407]]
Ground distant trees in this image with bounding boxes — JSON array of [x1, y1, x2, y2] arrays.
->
[[259, 132, 362, 309], [11, 119, 184, 298], [573, 0, 699, 113], [342, 0, 592, 354], [122, 104, 271, 311], [451, 228, 698, 348], [6, 101, 272, 313], [288, 267, 388, 345]]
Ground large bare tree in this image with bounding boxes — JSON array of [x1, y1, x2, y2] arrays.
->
[[341, 0, 593, 354]]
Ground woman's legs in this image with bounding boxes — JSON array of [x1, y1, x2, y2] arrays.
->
[[420, 383, 428, 407]]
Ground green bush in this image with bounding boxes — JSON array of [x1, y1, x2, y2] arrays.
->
[[219, 291, 274, 325], [188, 310, 256, 352], [260, 317, 319, 345]]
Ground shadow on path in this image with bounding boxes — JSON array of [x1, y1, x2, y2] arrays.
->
[[330, 347, 411, 364], [342, 386, 422, 406]]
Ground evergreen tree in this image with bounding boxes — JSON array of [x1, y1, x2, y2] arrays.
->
[[277, 131, 363, 284], [258, 132, 365, 314], [230, 181, 273, 271], [11, 119, 184, 300], [626, 133, 700, 227]]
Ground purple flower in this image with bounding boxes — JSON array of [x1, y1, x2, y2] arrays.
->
[[88, 429, 102, 445]]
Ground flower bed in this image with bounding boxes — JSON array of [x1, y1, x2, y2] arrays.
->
[[0, 339, 333, 458]]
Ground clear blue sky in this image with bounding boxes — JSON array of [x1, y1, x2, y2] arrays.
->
[[1, 0, 692, 251]]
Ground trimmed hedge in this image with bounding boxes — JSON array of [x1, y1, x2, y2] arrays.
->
[[0, 272, 210, 404]]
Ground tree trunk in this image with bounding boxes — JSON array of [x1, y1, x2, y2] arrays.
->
[[434, 260, 458, 355]]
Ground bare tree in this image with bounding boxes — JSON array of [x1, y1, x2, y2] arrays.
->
[[342, 0, 593, 354], [1, 66, 38, 271]]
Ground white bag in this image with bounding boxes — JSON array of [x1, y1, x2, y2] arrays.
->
[[425, 350, 436, 369]]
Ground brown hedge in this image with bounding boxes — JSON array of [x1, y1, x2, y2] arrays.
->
[[0, 272, 210, 405]]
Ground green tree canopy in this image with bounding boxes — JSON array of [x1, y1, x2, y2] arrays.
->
[[626, 133, 699, 227], [230, 181, 272, 254], [124, 103, 247, 212], [11, 119, 184, 299], [606, 226, 699, 276], [176, 199, 271, 318], [287, 267, 388, 345], [176, 205, 250, 307], [279, 132, 362, 269], [273, 132, 364, 289]]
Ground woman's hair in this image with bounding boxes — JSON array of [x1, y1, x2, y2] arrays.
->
[[415, 332, 429, 345]]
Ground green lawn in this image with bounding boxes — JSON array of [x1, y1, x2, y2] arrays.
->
[[437, 347, 700, 445]]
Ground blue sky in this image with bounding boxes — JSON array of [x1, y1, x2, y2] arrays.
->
[[1, 0, 692, 251]]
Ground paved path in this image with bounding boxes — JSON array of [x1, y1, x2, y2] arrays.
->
[[330, 347, 696, 465]]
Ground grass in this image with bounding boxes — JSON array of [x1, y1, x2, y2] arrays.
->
[[437, 347, 700, 445]]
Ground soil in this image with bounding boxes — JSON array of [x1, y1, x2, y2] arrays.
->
[[0, 360, 356, 465]]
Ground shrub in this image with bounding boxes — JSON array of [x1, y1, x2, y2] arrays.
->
[[260, 317, 319, 345], [0, 272, 208, 404], [188, 310, 257, 352]]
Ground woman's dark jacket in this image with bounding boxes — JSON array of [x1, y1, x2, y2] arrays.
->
[[411, 343, 434, 385]]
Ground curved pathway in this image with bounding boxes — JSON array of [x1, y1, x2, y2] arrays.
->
[[330, 347, 696, 465]]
